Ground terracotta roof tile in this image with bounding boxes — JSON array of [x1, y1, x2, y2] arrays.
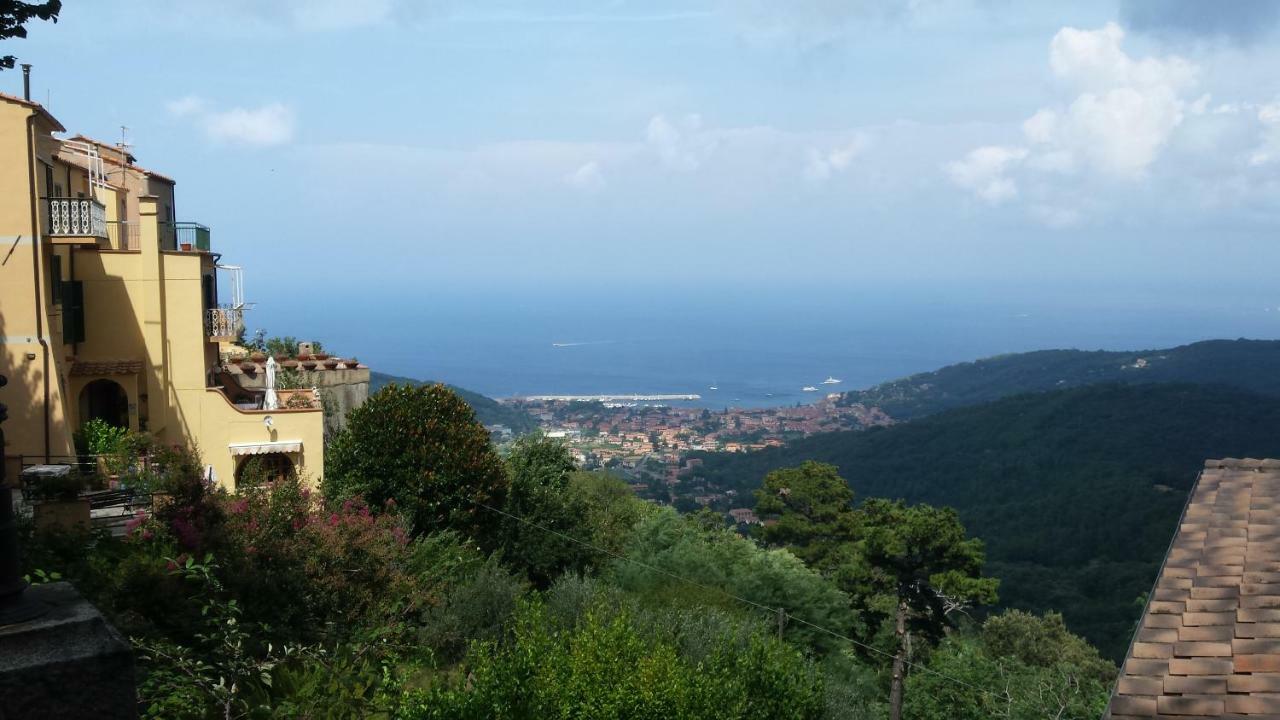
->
[[1106, 459, 1280, 718], [0, 91, 65, 131], [70, 360, 143, 376]]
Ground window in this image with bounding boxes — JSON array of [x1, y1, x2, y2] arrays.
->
[[50, 255, 62, 304], [62, 281, 84, 344]]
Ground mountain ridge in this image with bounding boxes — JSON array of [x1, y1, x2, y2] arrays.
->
[[838, 338, 1280, 420]]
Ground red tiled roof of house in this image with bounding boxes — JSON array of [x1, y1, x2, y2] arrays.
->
[[65, 133, 176, 184], [70, 360, 143, 376], [1107, 458, 1280, 718], [0, 91, 66, 131]]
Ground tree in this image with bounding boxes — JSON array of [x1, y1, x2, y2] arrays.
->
[[497, 434, 591, 586], [850, 499, 999, 720], [753, 461, 858, 571], [1, 0, 59, 70], [753, 463, 998, 720], [905, 611, 1113, 719], [324, 383, 507, 544]]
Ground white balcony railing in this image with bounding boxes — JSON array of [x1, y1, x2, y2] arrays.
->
[[205, 306, 244, 340], [47, 197, 107, 238]]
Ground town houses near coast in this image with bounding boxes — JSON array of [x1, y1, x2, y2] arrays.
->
[[503, 394, 891, 511]]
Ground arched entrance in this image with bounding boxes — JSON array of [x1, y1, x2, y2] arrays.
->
[[80, 379, 129, 429], [235, 452, 296, 488]]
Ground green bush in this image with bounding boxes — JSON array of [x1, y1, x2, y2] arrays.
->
[[401, 600, 825, 720], [324, 383, 508, 544]]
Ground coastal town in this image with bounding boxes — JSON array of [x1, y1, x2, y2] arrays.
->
[[501, 394, 892, 513]]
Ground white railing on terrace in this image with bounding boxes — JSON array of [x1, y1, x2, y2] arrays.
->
[[47, 197, 107, 238], [205, 306, 244, 340]]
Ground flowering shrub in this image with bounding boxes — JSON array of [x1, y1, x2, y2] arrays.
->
[[216, 478, 439, 641]]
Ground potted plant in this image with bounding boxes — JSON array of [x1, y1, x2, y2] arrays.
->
[[180, 242, 193, 251], [300, 359, 317, 370], [240, 361, 257, 374], [323, 358, 339, 370], [250, 351, 267, 363], [344, 357, 359, 369], [314, 352, 330, 361], [274, 353, 291, 362], [297, 352, 313, 362], [281, 358, 300, 370], [31, 471, 90, 532]]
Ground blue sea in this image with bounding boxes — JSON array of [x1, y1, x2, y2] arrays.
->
[[257, 283, 1280, 408]]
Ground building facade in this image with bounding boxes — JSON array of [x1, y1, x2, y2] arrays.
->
[[0, 91, 323, 489]]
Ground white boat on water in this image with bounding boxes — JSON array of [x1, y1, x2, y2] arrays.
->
[[802, 386, 819, 392], [822, 376, 842, 385]]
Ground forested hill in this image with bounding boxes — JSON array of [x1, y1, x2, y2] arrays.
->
[[839, 339, 1280, 420], [692, 382, 1280, 660], [369, 371, 539, 434]]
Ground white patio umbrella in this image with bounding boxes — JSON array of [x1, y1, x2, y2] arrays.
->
[[264, 356, 279, 410]]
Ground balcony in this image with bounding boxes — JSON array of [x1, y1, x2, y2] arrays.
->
[[161, 221, 211, 252], [104, 221, 140, 251], [47, 197, 107, 242], [205, 306, 244, 342]]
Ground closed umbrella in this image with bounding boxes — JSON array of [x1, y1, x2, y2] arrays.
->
[[264, 356, 279, 410]]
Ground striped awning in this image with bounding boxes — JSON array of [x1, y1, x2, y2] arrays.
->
[[228, 440, 302, 457]]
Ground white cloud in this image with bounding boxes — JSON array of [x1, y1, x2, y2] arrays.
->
[[1034, 23, 1196, 178], [946, 145, 1027, 204], [1248, 102, 1280, 166], [565, 160, 606, 191], [646, 114, 715, 172], [804, 135, 869, 181], [165, 95, 208, 118], [204, 103, 295, 147]]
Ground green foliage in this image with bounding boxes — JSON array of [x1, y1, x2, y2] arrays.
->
[[611, 507, 858, 653], [755, 461, 858, 571], [416, 559, 525, 663], [849, 498, 998, 647], [567, 470, 655, 556], [905, 612, 1113, 720], [497, 434, 593, 586], [0, 0, 60, 70], [369, 370, 540, 434], [402, 600, 826, 720], [839, 338, 1280, 420], [134, 554, 282, 720], [702, 383, 1280, 658], [78, 417, 129, 454], [325, 383, 508, 543]]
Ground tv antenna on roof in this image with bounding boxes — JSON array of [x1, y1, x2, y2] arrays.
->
[[117, 125, 132, 159]]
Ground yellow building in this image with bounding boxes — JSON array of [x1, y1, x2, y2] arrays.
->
[[0, 90, 324, 489]]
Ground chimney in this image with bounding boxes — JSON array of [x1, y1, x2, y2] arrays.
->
[[21, 64, 31, 101]]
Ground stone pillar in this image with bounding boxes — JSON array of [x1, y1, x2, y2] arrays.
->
[[0, 373, 138, 719]]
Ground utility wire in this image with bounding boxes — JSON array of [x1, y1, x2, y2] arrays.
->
[[474, 500, 1007, 701]]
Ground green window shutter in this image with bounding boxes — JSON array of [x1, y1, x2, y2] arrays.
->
[[50, 255, 62, 305], [63, 281, 85, 344]]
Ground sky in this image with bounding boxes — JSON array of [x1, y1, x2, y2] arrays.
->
[[6, 1, 1280, 380]]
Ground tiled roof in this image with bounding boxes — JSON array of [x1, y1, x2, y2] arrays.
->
[[1107, 458, 1280, 718], [70, 360, 143, 376], [0, 91, 65, 131]]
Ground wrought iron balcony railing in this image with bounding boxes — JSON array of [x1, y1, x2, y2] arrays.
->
[[104, 221, 140, 251], [160, 221, 211, 252], [47, 197, 107, 238], [205, 306, 244, 341]]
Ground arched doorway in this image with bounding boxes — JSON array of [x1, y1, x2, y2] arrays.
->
[[235, 452, 296, 488], [80, 379, 129, 429]]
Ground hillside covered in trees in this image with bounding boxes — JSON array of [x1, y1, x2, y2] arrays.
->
[[370, 370, 539, 433], [838, 339, 1280, 420], [693, 382, 1280, 660]]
